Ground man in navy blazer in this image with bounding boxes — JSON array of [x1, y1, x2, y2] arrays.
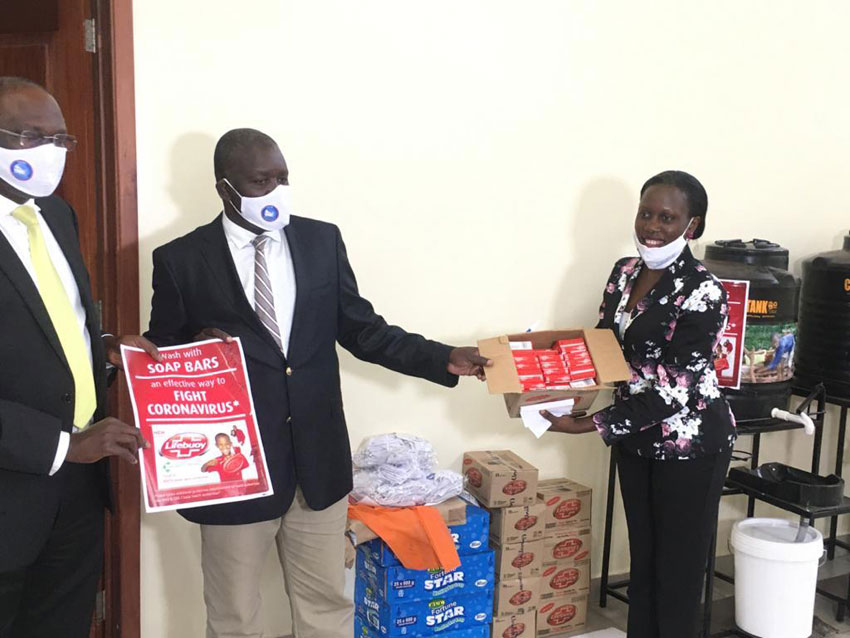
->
[[145, 128, 488, 638]]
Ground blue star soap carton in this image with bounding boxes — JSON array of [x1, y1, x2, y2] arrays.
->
[[354, 615, 489, 638], [355, 579, 493, 636], [356, 548, 495, 602], [363, 505, 490, 567]]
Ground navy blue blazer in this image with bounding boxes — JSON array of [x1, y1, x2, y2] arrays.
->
[[145, 214, 457, 525]]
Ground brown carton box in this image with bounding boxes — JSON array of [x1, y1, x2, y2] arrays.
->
[[478, 329, 630, 417], [540, 562, 590, 599], [346, 495, 467, 545], [492, 609, 536, 638], [536, 594, 588, 637], [494, 537, 544, 579], [542, 527, 592, 566], [537, 479, 592, 531], [494, 575, 541, 617], [463, 451, 539, 508], [491, 503, 546, 544]]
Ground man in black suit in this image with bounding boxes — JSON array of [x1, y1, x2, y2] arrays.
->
[[0, 77, 159, 638], [145, 128, 488, 638]]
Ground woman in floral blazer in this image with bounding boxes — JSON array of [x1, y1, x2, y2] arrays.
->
[[542, 170, 735, 638]]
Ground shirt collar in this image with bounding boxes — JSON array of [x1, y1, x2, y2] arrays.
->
[[0, 193, 38, 218], [221, 211, 281, 250]]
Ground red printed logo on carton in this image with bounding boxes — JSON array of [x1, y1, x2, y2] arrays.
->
[[160, 433, 208, 459], [502, 622, 527, 638], [503, 479, 527, 496], [509, 590, 533, 606], [553, 537, 583, 560], [466, 467, 483, 488], [547, 604, 577, 626], [554, 498, 581, 520], [550, 568, 580, 590], [515, 515, 538, 531]]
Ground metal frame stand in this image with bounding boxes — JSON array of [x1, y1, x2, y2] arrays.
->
[[598, 385, 836, 637]]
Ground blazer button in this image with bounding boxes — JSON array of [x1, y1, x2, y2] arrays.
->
[[286, 366, 293, 376], [62, 393, 72, 404], [286, 416, 292, 423]]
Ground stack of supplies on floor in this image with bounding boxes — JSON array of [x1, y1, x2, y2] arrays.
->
[[536, 479, 592, 637], [463, 450, 541, 638], [355, 503, 495, 637]]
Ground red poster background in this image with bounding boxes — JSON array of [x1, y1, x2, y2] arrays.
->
[[716, 279, 750, 390], [121, 338, 272, 513]]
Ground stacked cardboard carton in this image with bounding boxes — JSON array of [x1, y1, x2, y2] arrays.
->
[[354, 504, 495, 637], [535, 479, 592, 637], [462, 451, 541, 638]]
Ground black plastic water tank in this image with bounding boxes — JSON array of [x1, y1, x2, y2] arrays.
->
[[794, 232, 850, 399], [703, 239, 800, 421]]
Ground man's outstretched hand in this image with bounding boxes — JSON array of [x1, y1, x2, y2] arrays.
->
[[448, 347, 492, 381]]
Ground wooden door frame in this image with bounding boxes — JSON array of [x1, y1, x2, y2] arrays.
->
[[93, 0, 141, 636]]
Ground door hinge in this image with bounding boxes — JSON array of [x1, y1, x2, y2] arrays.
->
[[84, 18, 97, 53], [95, 589, 105, 623]]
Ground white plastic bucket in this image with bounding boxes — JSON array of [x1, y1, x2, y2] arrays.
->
[[730, 518, 823, 638]]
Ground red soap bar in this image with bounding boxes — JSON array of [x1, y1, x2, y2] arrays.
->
[[515, 364, 543, 375], [557, 339, 586, 348], [521, 382, 547, 391], [570, 367, 597, 381]]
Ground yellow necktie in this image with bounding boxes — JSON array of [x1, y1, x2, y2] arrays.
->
[[12, 205, 96, 428]]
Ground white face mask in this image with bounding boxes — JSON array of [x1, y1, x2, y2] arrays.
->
[[0, 143, 67, 198], [223, 179, 291, 232], [633, 224, 691, 270]]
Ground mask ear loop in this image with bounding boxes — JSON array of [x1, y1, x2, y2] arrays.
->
[[221, 178, 242, 216]]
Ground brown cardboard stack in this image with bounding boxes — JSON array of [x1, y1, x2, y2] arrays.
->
[[463, 451, 541, 638], [536, 478, 592, 637]]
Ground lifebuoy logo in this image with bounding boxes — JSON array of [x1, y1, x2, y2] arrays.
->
[[160, 433, 208, 459]]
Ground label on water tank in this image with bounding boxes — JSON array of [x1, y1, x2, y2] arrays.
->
[[741, 322, 797, 384]]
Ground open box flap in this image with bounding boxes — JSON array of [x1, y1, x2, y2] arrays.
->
[[584, 328, 631, 384]]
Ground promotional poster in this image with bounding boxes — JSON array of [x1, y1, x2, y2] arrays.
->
[[716, 279, 750, 389], [121, 338, 273, 513]]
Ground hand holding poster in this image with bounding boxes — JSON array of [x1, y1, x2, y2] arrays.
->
[[121, 338, 273, 513]]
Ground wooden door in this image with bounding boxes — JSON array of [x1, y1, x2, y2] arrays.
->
[[0, 1, 141, 636]]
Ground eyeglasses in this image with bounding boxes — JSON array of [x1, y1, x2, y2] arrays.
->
[[0, 127, 77, 151]]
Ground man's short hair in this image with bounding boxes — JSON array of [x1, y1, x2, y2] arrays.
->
[[213, 128, 276, 181], [0, 76, 46, 102]]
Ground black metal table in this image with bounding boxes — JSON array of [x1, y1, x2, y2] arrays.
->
[[598, 385, 831, 637]]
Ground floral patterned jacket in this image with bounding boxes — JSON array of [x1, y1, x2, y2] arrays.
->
[[591, 247, 736, 460]]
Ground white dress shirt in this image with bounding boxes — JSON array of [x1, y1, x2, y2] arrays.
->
[[0, 194, 93, 475], [221, 213, 297, 356]]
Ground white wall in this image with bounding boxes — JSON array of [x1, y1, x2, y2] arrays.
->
[[133, 2, 850, 635]]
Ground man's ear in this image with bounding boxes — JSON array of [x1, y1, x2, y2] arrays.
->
[[214, 178, 228, 201]]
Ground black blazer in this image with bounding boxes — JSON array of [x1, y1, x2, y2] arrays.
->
[[145, 214, 457, 525], [0, 195, 108, 571], [592, 247, 736, 460]]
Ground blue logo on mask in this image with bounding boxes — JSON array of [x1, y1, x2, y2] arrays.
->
[[10, 160, 33, 181], [261, 205, 279, 222]]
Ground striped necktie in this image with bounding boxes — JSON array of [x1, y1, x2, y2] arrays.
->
[[12, 205, 96, 428], [251, 235, 283, 352]]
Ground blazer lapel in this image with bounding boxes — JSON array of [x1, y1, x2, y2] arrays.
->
[[0, 226, 70, 370], [38, 201, 100, 338], [629, 246, 695, 326], [283, 217, 309, 359], [199, 215, 286, 362]]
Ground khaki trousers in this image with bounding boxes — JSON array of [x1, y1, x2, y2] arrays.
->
[[200, 489, 352, 638]]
